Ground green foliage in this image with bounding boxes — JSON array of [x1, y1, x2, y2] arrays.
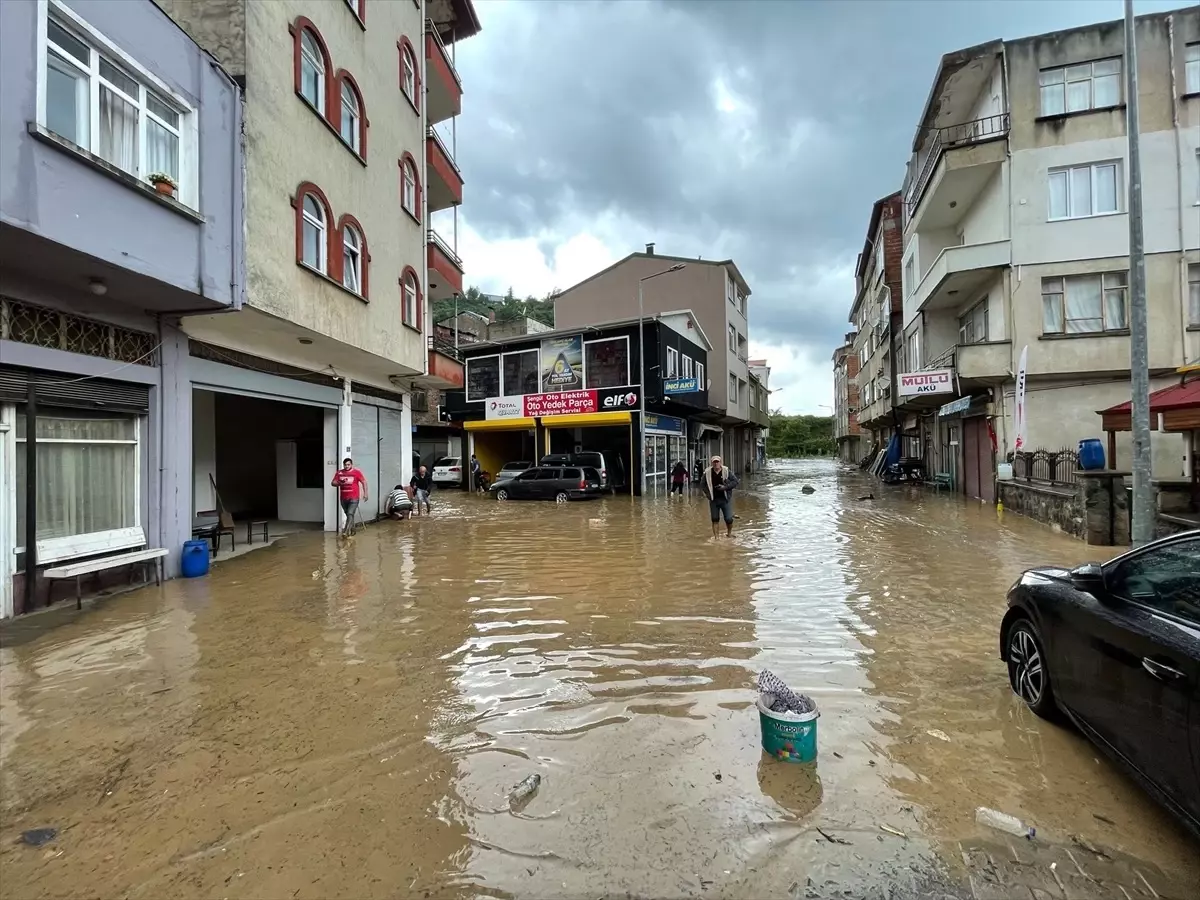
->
[[766, 412, 835, 458], [432, 285, 557, 330]]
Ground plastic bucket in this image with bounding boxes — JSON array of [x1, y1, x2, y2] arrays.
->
[[1078, 438, 1105, 471], [758, 697, 819, 763], [181, 539, 210, 578]]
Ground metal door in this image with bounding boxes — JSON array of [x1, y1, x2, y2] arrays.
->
[[963, 418, 981, 499], [351, 404, 379, 515], [378, 408, 406, 515]]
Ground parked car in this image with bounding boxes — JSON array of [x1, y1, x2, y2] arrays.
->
[[496, 460, 535, 479], [490, 466, 603, 502], [539, 452, 624, 491], [431, 457, 462, 487], [999, 530, 1200, 837]]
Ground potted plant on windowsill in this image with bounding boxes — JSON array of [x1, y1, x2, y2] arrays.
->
[[148, 172, 177, 197]]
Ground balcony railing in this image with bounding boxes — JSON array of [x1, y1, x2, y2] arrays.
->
[[427, 334, 462, 361], [424, 19, 461, 88], [906, 113, 1009, 211], [427, 229, 462, 270], [427, 126, 460, 175]]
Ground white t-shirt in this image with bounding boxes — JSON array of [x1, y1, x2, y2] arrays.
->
[[387, 489, 412, 510]]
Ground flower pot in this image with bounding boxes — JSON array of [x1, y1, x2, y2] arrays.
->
[[153, 181, 175, 197]]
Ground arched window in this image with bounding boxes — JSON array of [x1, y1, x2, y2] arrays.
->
[[342, 223, 362, 294], [400, 154, 419, 221], [299, 29, 325, 113], [402, 268, 420, 328], [399, 40, 418, 110], [340, 79, 360, 152], [301, 194, 326, 271]]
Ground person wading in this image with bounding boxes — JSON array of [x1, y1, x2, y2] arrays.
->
[[702, 455, 735, 537], [332, 457, 368, 536], [410, 465, 433, 516], [670, 460, 688, 496]]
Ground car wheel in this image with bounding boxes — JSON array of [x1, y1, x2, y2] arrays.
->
[[495, 489, 509, 501], [555, 491, 569, 503], [1006, 619, 1057, 719]]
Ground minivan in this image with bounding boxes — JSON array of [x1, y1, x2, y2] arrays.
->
[[490, 466, 603, 502], [539, 452, 624, 491]]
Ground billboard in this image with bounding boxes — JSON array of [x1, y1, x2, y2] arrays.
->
[[540, 335, 583, 392], [663, 377, 700, 395]]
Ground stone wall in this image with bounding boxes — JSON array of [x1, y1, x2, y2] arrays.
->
[[998, 481, 1086, 540]]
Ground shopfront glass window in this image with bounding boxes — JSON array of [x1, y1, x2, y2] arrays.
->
[[466, 355, 500, 401], [15, 410, 138, 547], [585, 337, 629, 389], [502, 349, 538, 397]]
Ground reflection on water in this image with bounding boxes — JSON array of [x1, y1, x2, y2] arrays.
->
[[0, 459, 1195, 898]]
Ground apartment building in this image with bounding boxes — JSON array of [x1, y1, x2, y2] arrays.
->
[[832, 340, 863, 463], [749, 358, 771, 466], [895, 8, 1199, 501], [0, 0, 243, 614], [847, 192, 905, 458], [156, 0, 478, 530], [553, 246, 757, 473]]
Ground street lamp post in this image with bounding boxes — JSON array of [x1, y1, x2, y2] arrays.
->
[[638, 263, 687, 496]]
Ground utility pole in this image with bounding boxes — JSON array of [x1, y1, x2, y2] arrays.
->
[[637, 263, 686, 496], [1124, 0, 1153, 546]]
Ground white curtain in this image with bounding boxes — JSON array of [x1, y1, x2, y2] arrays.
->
[[99, 86, 137, 174], [1042, 292, 1064, 333], [1065, 276, 1103, 332], [146, 119, 178, 182]]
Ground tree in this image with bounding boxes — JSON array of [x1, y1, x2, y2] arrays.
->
[[766, 414, 835, 458], [431, 285, 556, 329]]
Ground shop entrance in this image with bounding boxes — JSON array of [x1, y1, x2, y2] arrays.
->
[[644, 433, 688, 493], [465, 419, 537, 486], [544, 414, 633, 494], [195, 389, 337, 537]]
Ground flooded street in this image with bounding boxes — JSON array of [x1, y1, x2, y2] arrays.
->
[[1, 459, 1196, 899]]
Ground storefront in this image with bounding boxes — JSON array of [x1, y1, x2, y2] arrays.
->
[[644, 412, 687, 491]]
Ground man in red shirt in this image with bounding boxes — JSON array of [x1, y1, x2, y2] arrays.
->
[[331, 457, 368, 536]]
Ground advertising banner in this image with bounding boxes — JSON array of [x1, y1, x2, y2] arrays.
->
[[524, 390, 596, 417], [898, 368, 954, 397], [540, 335, 583, 392], [1013, 345, 1028, 451], [644, 413, 685, 435], [485, 396, 525, 420], [663, 377, 700, 395]]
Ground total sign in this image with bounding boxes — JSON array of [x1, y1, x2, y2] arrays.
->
[[898, 369, 954, 397], [485, 396, 525, 420]]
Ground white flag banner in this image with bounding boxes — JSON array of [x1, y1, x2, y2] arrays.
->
[[1013, 345, 1029, 452]]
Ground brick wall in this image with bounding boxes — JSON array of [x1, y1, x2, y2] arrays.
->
[[879, 197, 905, 315]]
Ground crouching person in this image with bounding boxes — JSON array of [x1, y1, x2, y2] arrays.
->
[[386, 484, 414, 520]]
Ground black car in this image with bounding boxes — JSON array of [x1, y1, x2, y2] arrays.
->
[[539, 452, 625, 491], [490, 466, 603, 502], [999, 530, 1200, 836]]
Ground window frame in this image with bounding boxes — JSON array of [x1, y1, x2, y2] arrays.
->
[[401, 265, 421, 330], [1040, 271, 1129, 335], [297, 25, 328, 115], [342, 0, 366, 26], [335, 71, 367, 159], [1039, 57, 1122, 117], [583, 336, 631, 390], [682, 355, 693, 378], [696, 361, 705, 390], [1188, 263, 1199, 328], [958, 298, 989, 345], [466, 354, 501, 402], [338, 215, 368, 298], [36, 0, 199, 207], [398, 36, 420, 114], [728, 373, 738, 401], [298, 188, 330, 274], [666, 346, 679, 378], [501, 348, 539, 397], [1185, 43, 1199, 95], [400, 153, 421, 223], [1047, 161, 1122, 221]]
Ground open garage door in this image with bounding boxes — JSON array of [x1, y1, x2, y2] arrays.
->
[[465, 419, 537, 486], [544, 411, 634, 494]]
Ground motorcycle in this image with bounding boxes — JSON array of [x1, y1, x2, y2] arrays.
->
[[476, 471, 491, 493]]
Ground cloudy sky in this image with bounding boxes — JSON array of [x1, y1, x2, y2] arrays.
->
[[433, 0, 1179, 414]]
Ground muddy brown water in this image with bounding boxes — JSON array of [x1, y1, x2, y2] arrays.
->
[[1, 459, 1196, 898]]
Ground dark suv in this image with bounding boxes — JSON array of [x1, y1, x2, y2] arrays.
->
[[490, 466, 603, 502], [539, 452, 624, 491]]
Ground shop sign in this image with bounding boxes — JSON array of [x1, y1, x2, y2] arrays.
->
[[898, 368, 953, 397], [485, 396, 525, 420], [663, 377, 700, 395], [645, 413, 685, 435], [938, 396, 972, 416], [540, 335, 583, 392], [524, 390, 596, 417], [597, 387, 638, 410], [485, 386, 640, 419]]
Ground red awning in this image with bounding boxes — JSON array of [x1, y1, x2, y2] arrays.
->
[[1100, 379, 1200, 415]]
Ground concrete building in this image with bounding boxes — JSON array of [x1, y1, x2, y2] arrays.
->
[[553, 247, 757, 473], [0, 0, 244, 615], [154, 0, 478, 531], [832, 340, 863, 463], [748, 359, 771, 466], [847, 192, 905, 460], [895, 7, 1200, 502]]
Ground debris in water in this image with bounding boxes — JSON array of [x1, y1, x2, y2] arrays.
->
[[1092, 813, 1115, 826], [508, 774, 542, 808], [757, 670, 815, 714], [713, 771, 722, 782], [880, 824, 907, 839], [975, 807, 1035, 839], [832, 752, 843, 759], [20, 828, 58, 847], [1070, 834, 1111, 859], [857, 493, 874, 501], [815, 826, 850, 845], [926, 729, 952, 742], [801, 485, 816, 494]]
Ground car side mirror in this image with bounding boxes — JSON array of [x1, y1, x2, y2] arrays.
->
[[1069, 563, 1106, 595]]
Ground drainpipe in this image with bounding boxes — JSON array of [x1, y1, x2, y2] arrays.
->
[[23, 379, 37, 612], [1167, 15, 1187, 364]]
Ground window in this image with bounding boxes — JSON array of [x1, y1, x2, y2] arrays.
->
[[301, 193, 327, 272], [1186, 43, 1199, 95], [342, 223, 362, 294], [1039, 58, 1121, 116], [1041, 272, 1128, 334], [1189, 264, 1200, 327], [502, 349, 538, 396], [466, 355, 500, 401], [339, 79, 361, 153], [728, 324, 737, 352], [342, 0, 365, 22], [399, 38, 419, 111], [1106, 538, 1200, 625], [874, 239, 884, 281], [15, 411, 139, 552], [584, 337, 630, 389], [904, 257, 916, 300], [729, 373, 738, 401], [696, 362, 705, 390], [726, 273, 736, 306], [905, 331, 921, 372], [400, 154, 420, 220], [682, 355, 693, 378], [1048, 162, 1120, 219], [41, 6, 191, 197], [401, 268, 420, 329], [299, 28, 326, 113], [666, 347, 678, 378], [959, 298, 989, 345]]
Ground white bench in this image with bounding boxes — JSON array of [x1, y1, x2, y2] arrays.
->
[[44, 548, 169, 610]]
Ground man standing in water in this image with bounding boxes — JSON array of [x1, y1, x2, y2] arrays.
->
[[332, 457, 368, 536], [410, 464, 433, 516], [702, 455, 735, 537]]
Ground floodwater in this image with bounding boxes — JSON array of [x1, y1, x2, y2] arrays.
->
[[1, 459, 1196, 899]]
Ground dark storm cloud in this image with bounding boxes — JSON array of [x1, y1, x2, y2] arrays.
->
[[452, 0, 1180, 357]]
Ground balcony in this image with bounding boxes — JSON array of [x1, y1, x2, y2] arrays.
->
[[906, 114, 1008, 231], [911, 240, 1010, 315], [427, 229, 463, 301], [420, 336, 464, 390], [425, 21, 462, 126], [956, 340, 1012, 382], [426, 127, 463, 212]]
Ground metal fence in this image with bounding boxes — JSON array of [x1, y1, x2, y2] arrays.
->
[[1012, 448, 1081, 486]]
